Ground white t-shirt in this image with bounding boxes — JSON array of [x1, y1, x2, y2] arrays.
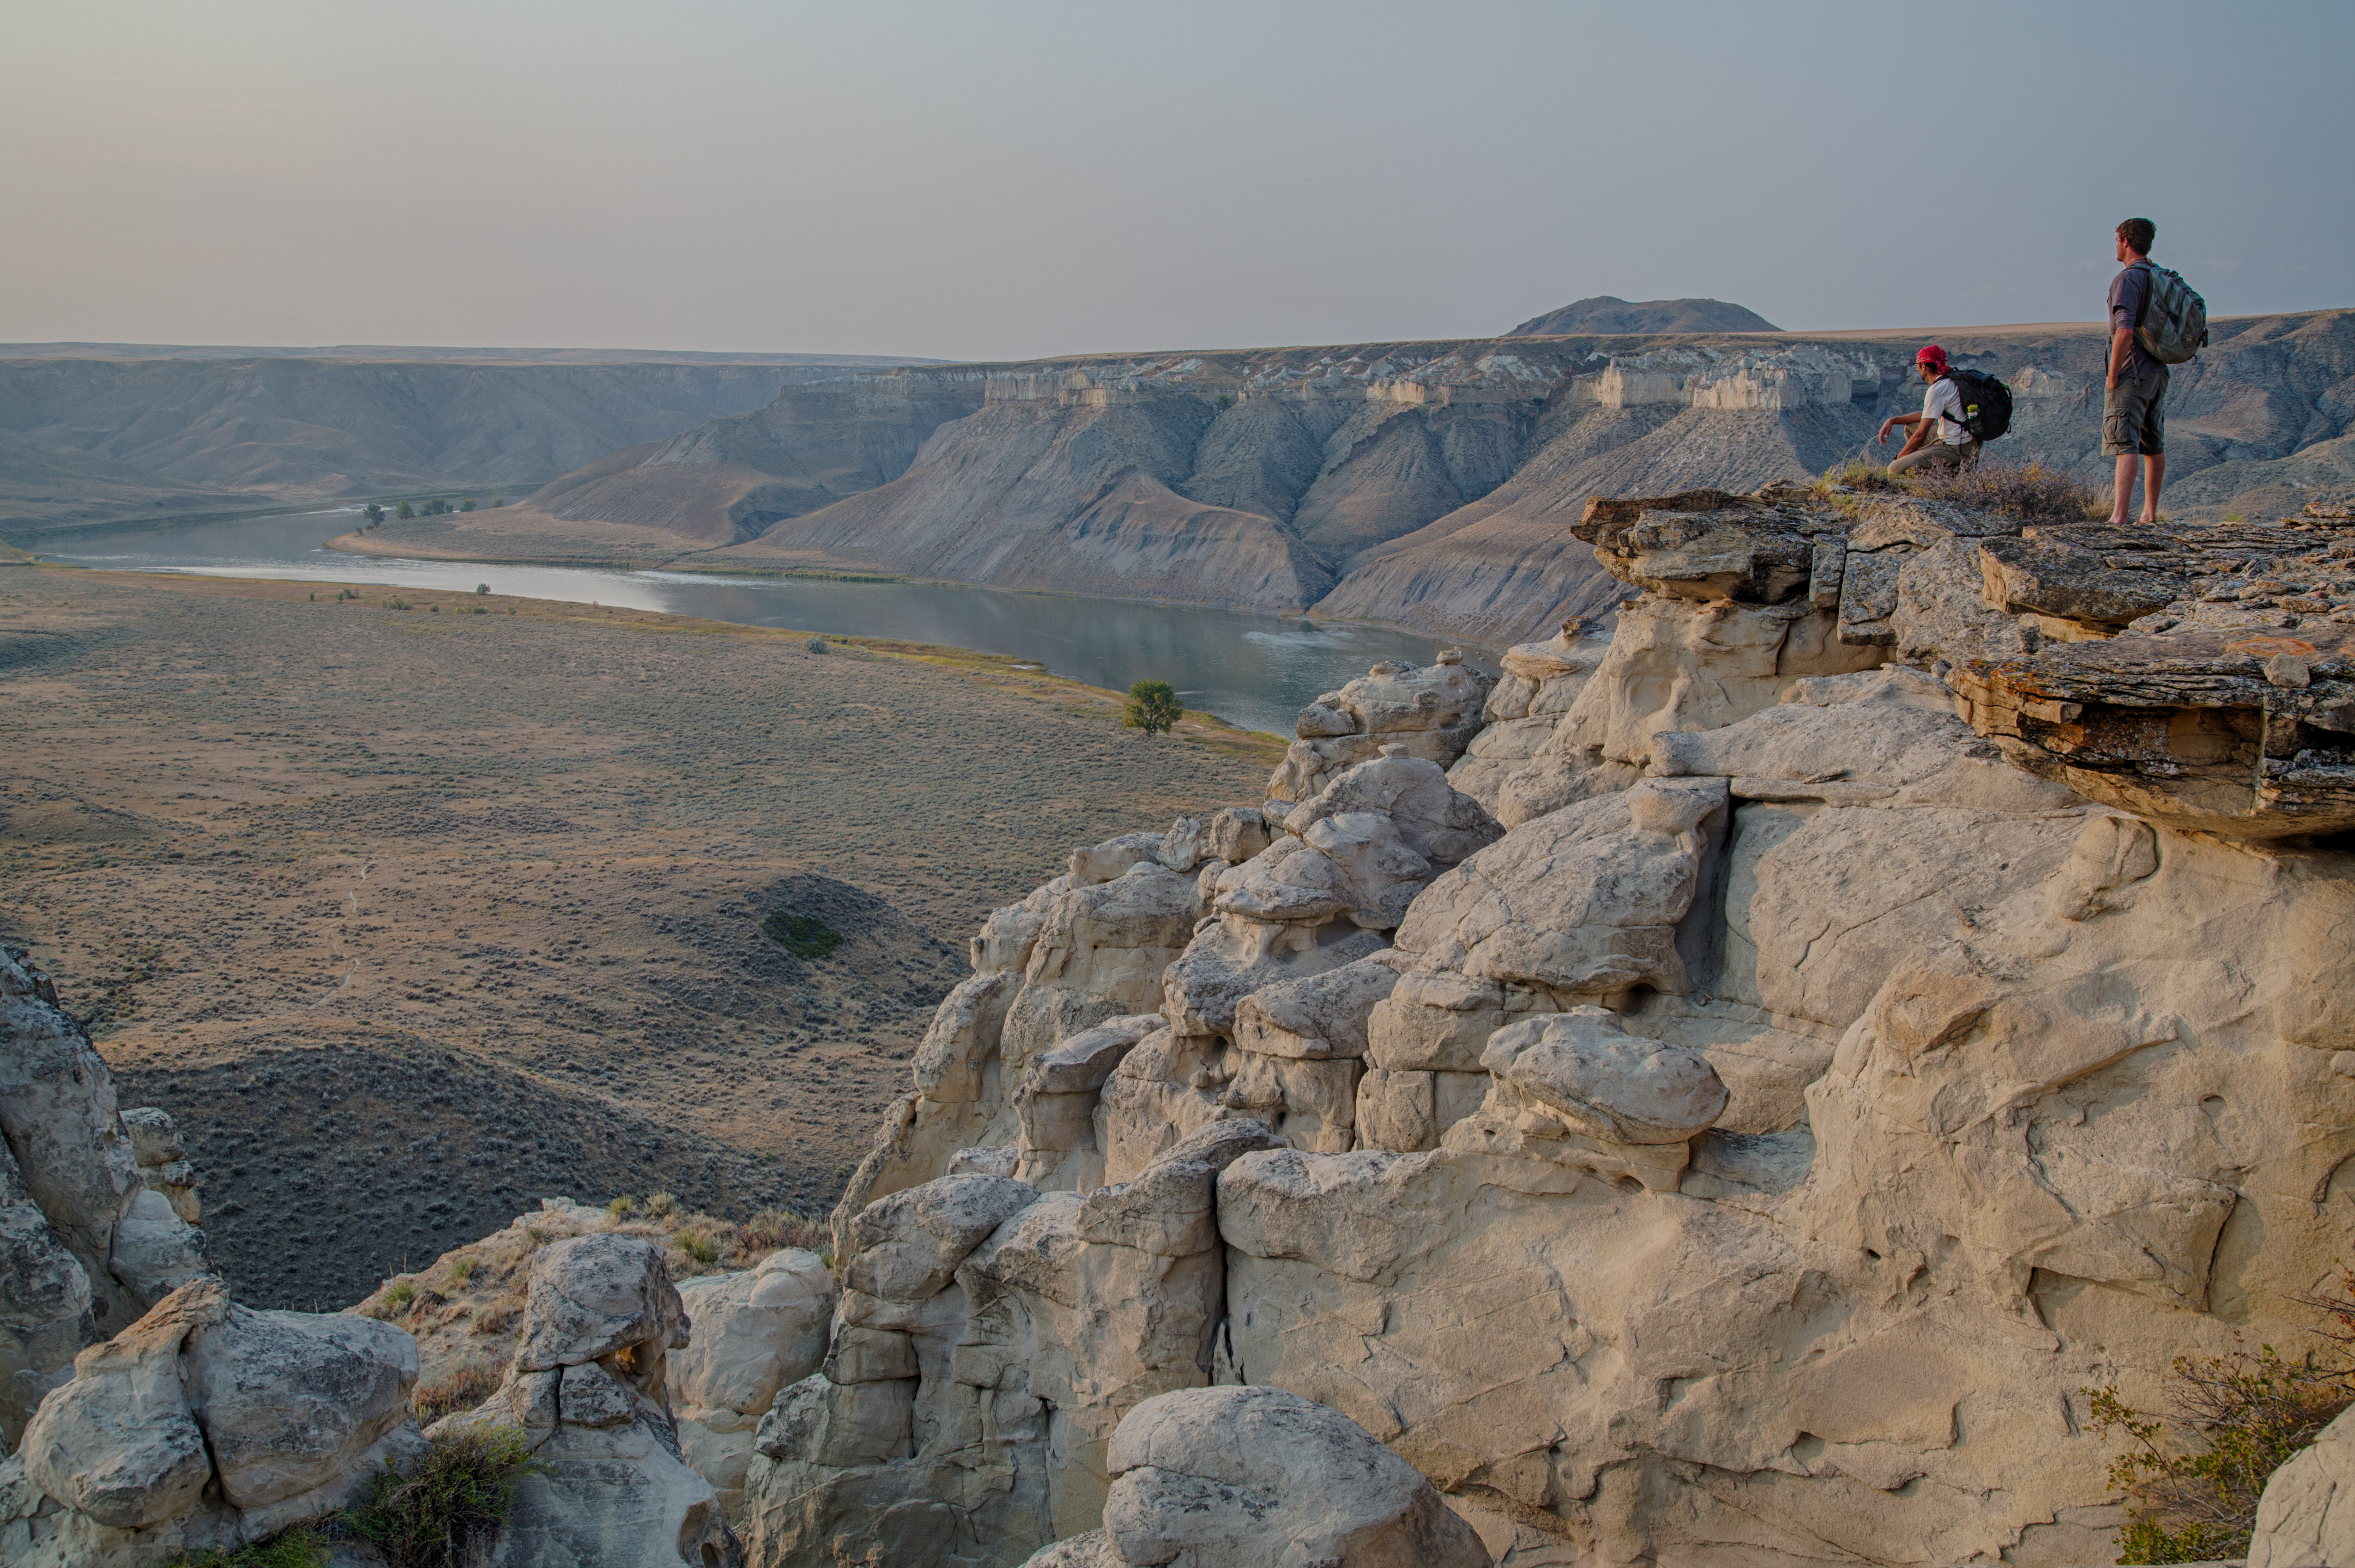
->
[[1922, 378, 1973, 445]]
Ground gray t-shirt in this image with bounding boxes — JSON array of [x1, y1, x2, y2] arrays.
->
[[2109, 263, 2162, 379]]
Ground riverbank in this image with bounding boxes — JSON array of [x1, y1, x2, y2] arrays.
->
[[0, 565, 1277, 1309]]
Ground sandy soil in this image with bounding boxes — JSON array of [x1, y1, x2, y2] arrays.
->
[[0, 565, 1276, 1309]]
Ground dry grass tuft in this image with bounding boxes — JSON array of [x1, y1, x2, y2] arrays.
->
[[1817, 457, 2105, 525]]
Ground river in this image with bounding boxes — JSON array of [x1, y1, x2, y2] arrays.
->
[[40, 509, 1480, 737]]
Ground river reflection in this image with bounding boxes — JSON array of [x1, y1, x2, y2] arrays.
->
[[42, 509, 1485, 736]]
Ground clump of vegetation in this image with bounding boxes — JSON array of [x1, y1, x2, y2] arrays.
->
[[459, 499, 476, 512], [606, 1194, 637, 1218], [474, 583, 490, 595], [396, 500, 414, 519], [763, 911, 841, 959], [446, 1256, 478, 1286], [2085, 1270, 2355, 1562], [805, 634, 830, 654], [383, 597, 412, 611], [412, 1364, 503, 1427], [361, 503, 384, 525], [1909, 459, 2108, 523], [1817, 457, 2104, 524], [162, 1527, 329, 1568], [677, 1228, 721, 1266], [491, 495, 505, 507], [343, 1425, 544, 1568], [380, 1278, 419, 1314], [1815, 459, 1907, 495], [1124, 679, 1185, 737], [335, 586, 358, 602]]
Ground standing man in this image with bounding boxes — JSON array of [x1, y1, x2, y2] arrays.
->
[[2107, 217, 2167, 525], [1877, 344, 1979, 476]]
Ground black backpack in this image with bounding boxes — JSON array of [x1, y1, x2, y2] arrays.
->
[[1940, 367, 2013, 443]]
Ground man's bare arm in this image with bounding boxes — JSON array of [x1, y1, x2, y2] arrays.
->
[[2108, 326, 2135, 389]]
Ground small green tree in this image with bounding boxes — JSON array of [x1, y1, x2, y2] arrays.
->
[[396, 500, 414, 519], [491, 494, 505, 507], [1124, 680, 1183, 736], [362, 502, 384, 524], [474, 583, 490, 595], [459, 498, 476, 512]]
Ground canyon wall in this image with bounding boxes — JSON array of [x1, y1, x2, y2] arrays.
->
[[0, 353, 917, 534], [353, 311, 2355, 646]]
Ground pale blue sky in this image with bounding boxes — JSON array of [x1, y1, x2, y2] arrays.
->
[[2, 0, 2346, 360]]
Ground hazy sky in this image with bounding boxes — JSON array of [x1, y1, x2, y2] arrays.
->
[[4, 1, 2348, 361]]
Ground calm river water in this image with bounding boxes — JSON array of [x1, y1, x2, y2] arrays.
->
[[44, 510, 1477, 736]]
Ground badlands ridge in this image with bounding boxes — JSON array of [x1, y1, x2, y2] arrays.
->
[[12, 479, 2355, 1564], [339, 310, 2355, 646]]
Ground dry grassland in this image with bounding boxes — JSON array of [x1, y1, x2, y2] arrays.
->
[[0, 566, 1276, 1308]]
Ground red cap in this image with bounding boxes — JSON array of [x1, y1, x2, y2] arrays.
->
[[1916, 344, 1949, 366]]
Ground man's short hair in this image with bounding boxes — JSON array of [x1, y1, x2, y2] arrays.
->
[[2118, 217, 2157, 255]]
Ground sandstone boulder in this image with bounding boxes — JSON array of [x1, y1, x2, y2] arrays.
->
[[514, 1233, 689, 1376], [1098, 1386, 1490, 1568], [1480, 1007, 1728, 1144], [669, 1249, 834, 1522]]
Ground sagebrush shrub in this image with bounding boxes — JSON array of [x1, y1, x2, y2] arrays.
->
[[343, 1424, 544, 1568]]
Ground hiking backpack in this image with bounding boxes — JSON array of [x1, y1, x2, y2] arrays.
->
[[1941, 367, 2014, 443], [2132, 261, 2209, 364]]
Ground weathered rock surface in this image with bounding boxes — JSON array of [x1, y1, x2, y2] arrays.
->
[[1, 947, 210, 1450], [13, 1278, 421, 1564], [2250, 1401, 2355, 1567], [670, 1250, 835, 1523], [1085, 1386, 1491, 1568]]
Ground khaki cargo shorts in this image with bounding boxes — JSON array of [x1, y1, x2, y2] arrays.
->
[[2104, 366, 2169, 456]]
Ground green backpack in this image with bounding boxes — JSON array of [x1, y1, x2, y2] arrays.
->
[[2133, 261, 2209, 365]]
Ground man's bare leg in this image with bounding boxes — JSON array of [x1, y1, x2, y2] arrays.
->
[[2111, 454, 2139, 525], [2139, 454, 2166, 525]]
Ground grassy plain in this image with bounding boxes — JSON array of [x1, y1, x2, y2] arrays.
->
[[0, 566, 1276, 1307]]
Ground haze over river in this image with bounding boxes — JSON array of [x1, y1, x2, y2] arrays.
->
[[43, 509, 1474, 736]]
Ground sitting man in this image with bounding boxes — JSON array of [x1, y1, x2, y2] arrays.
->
[[1877, 344, 1979, 476]]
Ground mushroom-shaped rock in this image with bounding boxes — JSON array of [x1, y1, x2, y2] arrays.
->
[[1481, 1007, 1727, 1144], [844, 1175, 1038, 1303], [514, 1234, 688, 1373], [1098, 1385, 1490, 1567]]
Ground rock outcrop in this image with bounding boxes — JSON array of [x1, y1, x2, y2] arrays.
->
[[440, 1231, 742, 1568], [2, 947, 210, 1450], [670, 1249, 835, 1523], [1017, 1385, 1492, 1567], [4, 1278, 420, 1565], [731, 482, 2355, 1567]]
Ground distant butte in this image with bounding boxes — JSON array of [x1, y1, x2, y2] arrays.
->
[[1507, 295, 1780, 335]]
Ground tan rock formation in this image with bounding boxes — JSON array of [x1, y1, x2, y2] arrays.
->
[[7, 1278, 420, 1565], [2, 948, 210, 1450]]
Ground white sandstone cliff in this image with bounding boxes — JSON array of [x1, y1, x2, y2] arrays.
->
[[733, 486, 2355, 1567]]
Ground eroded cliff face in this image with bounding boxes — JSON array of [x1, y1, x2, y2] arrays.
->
[[738, 490, 2355, 1567], [358, 312, 2355, 644]]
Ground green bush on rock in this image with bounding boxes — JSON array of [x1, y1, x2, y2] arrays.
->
[[344, 1424, 545, 1568]]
